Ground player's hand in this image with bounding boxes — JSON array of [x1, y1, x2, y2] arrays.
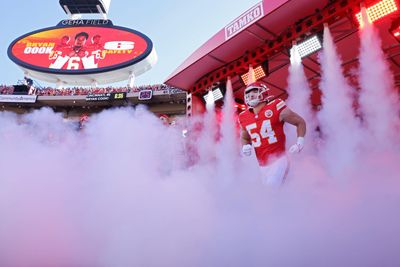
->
[[242, 144, 252, 156], [182, 129, 188, 138], [289, 137, 305, 153]]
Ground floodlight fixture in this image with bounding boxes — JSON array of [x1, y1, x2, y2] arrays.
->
[[355, 0, 398, 25], [240, 61, 269, 86], [296, 35, 323, 58], [203, 87, 224, 102]]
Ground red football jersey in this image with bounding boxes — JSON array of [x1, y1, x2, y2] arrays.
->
[[238, 99, 287, 166]]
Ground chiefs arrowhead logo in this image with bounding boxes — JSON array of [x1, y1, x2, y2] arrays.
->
[[265, 109, 273, 118]]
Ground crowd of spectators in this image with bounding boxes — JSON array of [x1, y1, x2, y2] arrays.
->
[[0, 85, 14, 95], [0, 84, 183, 96]]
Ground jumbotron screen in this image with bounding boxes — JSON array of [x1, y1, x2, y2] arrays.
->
[[8, 26, 152, 74]]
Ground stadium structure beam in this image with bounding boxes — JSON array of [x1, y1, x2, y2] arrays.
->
[[190, 0, 365, 96]]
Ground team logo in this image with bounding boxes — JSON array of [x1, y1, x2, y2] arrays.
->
[[265, 109, 273, 118]]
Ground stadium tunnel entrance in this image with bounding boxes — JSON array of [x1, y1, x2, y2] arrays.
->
[[165, 0, 400, 116]]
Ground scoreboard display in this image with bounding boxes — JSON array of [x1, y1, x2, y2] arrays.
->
[[8, 24, 153, 75], [85, 92, 127, 102]]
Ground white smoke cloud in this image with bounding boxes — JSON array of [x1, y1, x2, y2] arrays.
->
[[286, 45, 318, 153], [317, 25, 363, 175], [1, 56, 400, 267], [358, 7, 400, 150], [0, 26, 400, 267], [215, 78, 240, 183]]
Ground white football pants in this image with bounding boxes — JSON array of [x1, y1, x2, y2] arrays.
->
[[259, 155, 289, 186]]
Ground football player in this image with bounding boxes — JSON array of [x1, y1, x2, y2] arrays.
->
[[159, 114, 170, 126], [79, 113, 89, 130], [85, 34, 106, 68], [69, 32, 89, 57], [238, 82, 306, 186], [49, 35, 71, 59]]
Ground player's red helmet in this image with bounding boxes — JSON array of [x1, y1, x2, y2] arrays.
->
[[61, 35, 70, 43], [244, 82, 270, 107], [92, 34, 101, 43]]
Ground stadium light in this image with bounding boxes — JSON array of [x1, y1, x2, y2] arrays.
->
[[390, 17, 400, 40], [296, 35, 323, 58], [240, 61, 269, 86], [203, 87, 224, 102], [355, 0, 398, 25], [234, 103, 247, 111]]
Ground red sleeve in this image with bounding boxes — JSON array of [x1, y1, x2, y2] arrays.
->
[[238, 111, 246, 127], [275, 99, 287, 115]]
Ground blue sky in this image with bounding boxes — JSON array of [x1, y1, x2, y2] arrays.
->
[[0, 0, 260, 87]]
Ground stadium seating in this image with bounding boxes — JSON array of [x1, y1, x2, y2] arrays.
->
[[0, 84, 183, 96]]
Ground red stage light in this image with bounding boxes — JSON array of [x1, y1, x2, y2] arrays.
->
[[355, 0, 398, 25], [390, 17, 400, 40], [393, 28, 400, 37], [240, 65, 266, 86]]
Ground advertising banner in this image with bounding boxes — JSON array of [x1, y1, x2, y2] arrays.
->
[[225, 2, 264, 40], [0, 95, 37, 103]]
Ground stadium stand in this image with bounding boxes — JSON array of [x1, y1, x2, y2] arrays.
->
[[0, 84, 187, 120], [0, 84, 183, 96]]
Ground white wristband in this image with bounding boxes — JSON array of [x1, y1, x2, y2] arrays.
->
[[297, 136, 305, 146]]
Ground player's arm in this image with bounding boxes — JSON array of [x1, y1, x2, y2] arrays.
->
[[280, 107, 307, 153], [240, 126, 253, 156], [279, 107, 306, 137], [240, 126, 251, 145]]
